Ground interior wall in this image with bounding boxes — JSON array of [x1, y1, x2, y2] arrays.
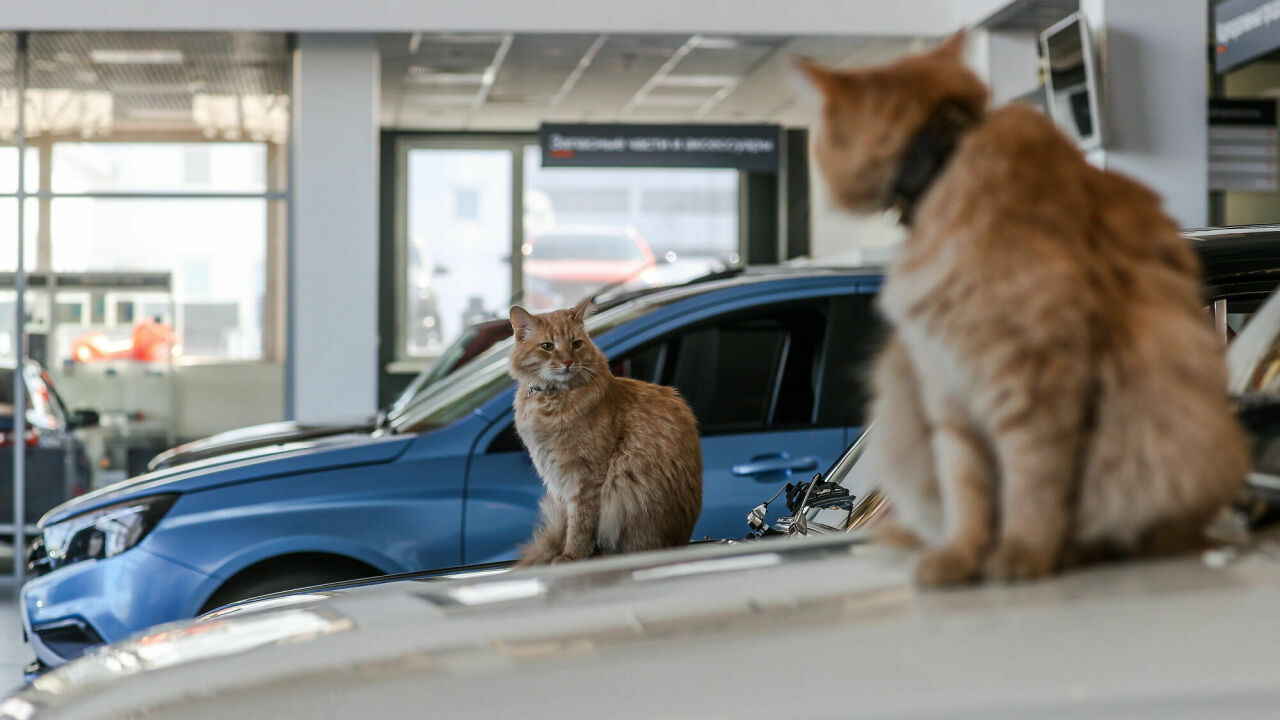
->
[[807, 163, 905, 266], [174, 363, 286, 439], [1081, 0, 1209, 229], [289, 34, 381, 423], [54, 362, 284, 443]]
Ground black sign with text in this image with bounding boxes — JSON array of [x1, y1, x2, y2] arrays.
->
[[1215, 0, 1280, 73], [539, 123, 781, 172], [1210, 98, 1278, 126], [1208, 98, 1279, 192]]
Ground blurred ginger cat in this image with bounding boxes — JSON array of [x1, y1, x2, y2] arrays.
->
[[798, 35, 1247, 585], [509, 300, 702, 566]]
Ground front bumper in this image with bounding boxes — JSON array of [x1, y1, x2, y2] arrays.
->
[[21, 546, 213, 670]]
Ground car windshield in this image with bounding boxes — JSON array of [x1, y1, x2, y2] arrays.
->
[[1227, 287, 1280, 395], [528, 233, 644, 261], [387, 327, 487, 418], [386, 283, 717, 433]]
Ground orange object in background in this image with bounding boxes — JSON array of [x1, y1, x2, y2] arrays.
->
[[70, 317, 177, 363]]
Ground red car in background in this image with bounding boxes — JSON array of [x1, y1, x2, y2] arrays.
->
[[522, 226, 656, 310], [69, 317, 176, 364]]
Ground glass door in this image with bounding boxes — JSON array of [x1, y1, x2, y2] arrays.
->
[[521, 145, 739, 312], [402, 147, 515, 357]]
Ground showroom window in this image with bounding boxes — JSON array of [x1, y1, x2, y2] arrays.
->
[[395, 137, 741, 361], [1, 32, 290, 365], [0, 31, 291, 503]]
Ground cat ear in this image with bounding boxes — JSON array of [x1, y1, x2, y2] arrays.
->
[[932, 31, 967, 62], [510, 306, 536, 341], [569, 298, 594, 324], [789, 55, 843, 103]]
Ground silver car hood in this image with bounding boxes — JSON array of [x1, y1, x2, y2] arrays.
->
[[6, 531, 1280, 719]]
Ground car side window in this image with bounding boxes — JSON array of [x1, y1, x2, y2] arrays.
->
[[663, 304, 828, 435], [609, 343, 664, 384], [667, 320, 785, 433], [815, 292, 884, 428], [487, 422, 525, 453]]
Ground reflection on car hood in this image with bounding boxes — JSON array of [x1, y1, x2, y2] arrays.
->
[[39, 431, 411, 527], [146, 419, 376, 471], [8, 530, 1280, 719]]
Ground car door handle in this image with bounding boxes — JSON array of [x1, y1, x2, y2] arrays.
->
[[732, 455, 819, 477]]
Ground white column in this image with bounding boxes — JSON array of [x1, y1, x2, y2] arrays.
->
[[288, 34, 380, 422], [965, 29, 1040, 106], [1081, 0, 1209, 229]]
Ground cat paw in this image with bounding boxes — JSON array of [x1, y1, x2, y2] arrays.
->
[[983, 541, 1056, 581], [873, 522, 925, 550], [914, 547, 979, 587], [550, 554, 577, 564]]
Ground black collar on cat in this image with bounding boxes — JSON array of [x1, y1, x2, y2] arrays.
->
[[889, 101, 977, 226], [526, 384, 556, 397]]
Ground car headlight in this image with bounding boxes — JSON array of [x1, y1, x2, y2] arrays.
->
[[43, 495, 177, 569]]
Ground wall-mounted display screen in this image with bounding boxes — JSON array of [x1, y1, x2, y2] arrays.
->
[[1041, 12, 1104, 150]]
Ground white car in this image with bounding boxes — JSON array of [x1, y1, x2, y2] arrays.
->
[[7, 266, 1280, 720], [3, 520, 1279, 719]]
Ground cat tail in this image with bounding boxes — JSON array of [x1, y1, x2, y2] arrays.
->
[[515, 496, 567, 568], [1074, 317, 1249, 555]]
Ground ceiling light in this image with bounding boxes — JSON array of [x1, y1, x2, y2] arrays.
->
[[402, 93, 477, 106], [0, 90, 113, 140], [407, 71, 486, 85], [639, 94, 712, 108], [192, 93, 289, 143], [691, 36, 742, 50], [658, 74, 740, 88], [125, 108, 193, 120], [90, 49, 185, 65], [427, 33, 509, 45]]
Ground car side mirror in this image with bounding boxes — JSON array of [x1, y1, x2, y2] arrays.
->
[[71, 409, 100, 429]]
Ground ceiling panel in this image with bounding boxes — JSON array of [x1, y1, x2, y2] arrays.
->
[[382, 32, 930, 131], [21, 32, 290, 140]]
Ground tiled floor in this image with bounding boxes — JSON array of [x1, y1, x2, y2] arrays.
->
[[0, 543, 35, 691], [0, 580, 30, 692]]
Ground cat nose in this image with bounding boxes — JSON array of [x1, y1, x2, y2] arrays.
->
[[561, 358, 574, 367]]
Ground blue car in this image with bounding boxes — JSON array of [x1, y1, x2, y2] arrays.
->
[[20, 268, 883, 669]]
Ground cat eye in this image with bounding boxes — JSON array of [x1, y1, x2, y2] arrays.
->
[[539, 342, 554, 351], [572, 339, 583, 349]]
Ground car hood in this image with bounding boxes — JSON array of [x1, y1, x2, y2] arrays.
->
[[39, 431, 411, 527], [8, 530, 1280, 719], [146, 418, 376, 472]]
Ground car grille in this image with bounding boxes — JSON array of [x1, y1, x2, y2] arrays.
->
[[32, 619, 104, 661]]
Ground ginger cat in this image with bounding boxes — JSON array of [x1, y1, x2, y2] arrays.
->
[[798, 34, 1248, 585], [509, 299, 702, 566]]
